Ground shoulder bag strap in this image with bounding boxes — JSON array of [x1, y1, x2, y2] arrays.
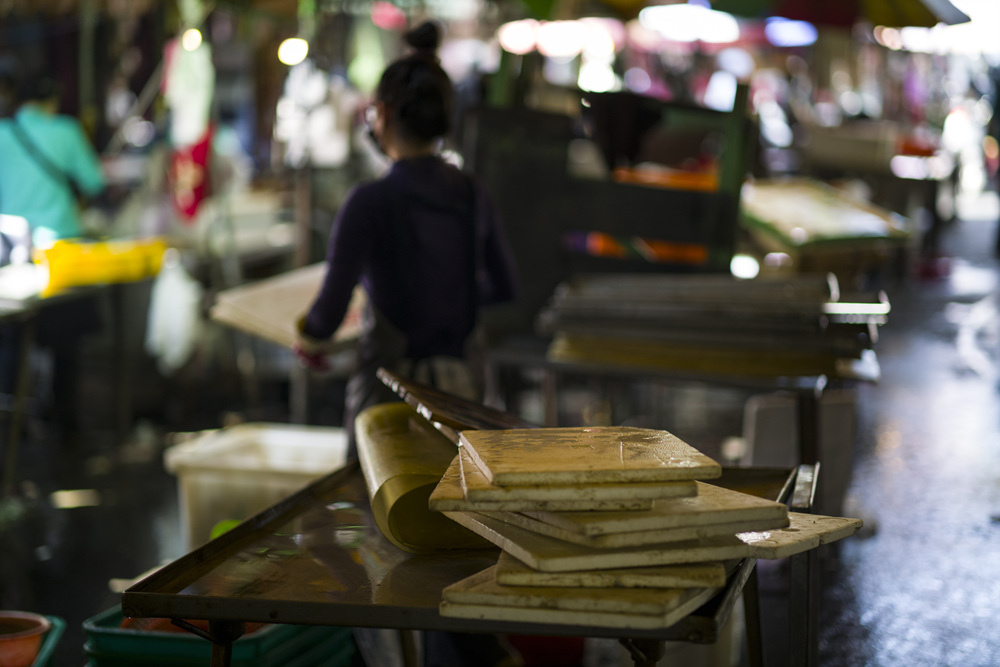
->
[[9, 117, 82, 200]]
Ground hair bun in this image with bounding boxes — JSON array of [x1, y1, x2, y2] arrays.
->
[[404, 21, 442, 56]]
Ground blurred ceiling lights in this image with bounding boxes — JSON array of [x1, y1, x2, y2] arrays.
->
[[638, 3, 741, 44], [181, 28, 203, 52], [278, 37, 309, 65], [497, 19, 538, 55], [498, 18, 621, 58], [764, 17, 817, 47]]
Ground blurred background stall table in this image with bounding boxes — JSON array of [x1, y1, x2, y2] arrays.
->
[[739, 178, 914, 288], [486, 272, 887, 519], [0, 238, 164, 498], [791, 119, 960, 275]]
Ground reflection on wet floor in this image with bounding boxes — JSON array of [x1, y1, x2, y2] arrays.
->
[[1, 195, 999, 666], [816, 207, 1000, 666]]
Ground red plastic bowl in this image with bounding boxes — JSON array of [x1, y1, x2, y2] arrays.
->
[[0, 611, 51, 667]]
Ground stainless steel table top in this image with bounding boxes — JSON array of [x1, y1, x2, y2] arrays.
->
[[123, 463, 795, 642]]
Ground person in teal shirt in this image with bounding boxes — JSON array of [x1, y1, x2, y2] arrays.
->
[[0, 76, 106, 431], [0, 77, 106, 249]]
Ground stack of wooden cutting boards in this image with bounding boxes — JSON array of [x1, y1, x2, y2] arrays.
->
[[429, 425, 862, 629], [538, 273, 888, 379]]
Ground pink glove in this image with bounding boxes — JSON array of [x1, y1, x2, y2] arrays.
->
[[294, 315, 332, 371], [293, 342, 331, 372]]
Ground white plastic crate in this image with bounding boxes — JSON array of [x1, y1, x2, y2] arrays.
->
[[741, 389, 856, 517], [164, 423, 348, 549]]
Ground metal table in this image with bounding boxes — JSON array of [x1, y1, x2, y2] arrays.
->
[[122, 462, 819, 667]]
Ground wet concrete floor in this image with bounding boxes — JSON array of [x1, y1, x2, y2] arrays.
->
[[1, 195, 999, 666], [814, 197, 1000, 667]]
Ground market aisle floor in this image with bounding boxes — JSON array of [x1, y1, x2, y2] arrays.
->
[[814, 191, 1000, 667], [1, 192, 999, 666]]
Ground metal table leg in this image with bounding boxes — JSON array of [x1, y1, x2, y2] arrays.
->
[[110, 284, 134, 442], [789, 463, 821, 667], [797, 376, 826, 466], [620, 638, 665, 667], [398, 628, 421, 667], [171, 618, 245, 667], [742, 560, 765, 667], [2, 315, 35, 497], [209, 620, 245, 667], [789, 548, 819, 666]]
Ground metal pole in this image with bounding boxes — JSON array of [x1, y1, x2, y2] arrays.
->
[[78, 0, 97, 129], [294, 166, 312, 268], [542, 368, 558, 427]]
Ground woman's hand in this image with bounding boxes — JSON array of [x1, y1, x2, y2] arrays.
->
[[294, 317, 333, 371]]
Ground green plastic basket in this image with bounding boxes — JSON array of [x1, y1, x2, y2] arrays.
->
[[83, 606, 354, 667], [32, 616, 65, 667]]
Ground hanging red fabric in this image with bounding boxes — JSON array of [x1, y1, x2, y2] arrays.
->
[[169, 124, 213, 223]]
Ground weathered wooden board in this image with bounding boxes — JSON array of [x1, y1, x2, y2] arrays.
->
[[443, 510, 751, 572], [441, 511, 861, 572], [210, 263, 364, 351], [522, 482, 788, 537], [459, 426, 721, 486], [548, 334, 844, 379], [440, 568, 720, 629], [483, 510, 788, 548], [493, 551, 727, 589], [443, 564, 722, 616], [739, 513, 863, 559], [429, 455, 655, 512], [459, 446, 697, 503]]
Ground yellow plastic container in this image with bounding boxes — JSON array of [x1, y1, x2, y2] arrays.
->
[[37, 237, 167, 297]]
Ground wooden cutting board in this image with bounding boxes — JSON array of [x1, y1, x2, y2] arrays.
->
[[210, 263, 364, 351], [444, 510, 750, 571], [737, 513, 863, 559], [440, 567, 720, 629], [429, 454, 655, 512], [493, 551, 727, 589], [522, 482, 788, 537], [482, 510, 788, 549], [442, 511, 862, 572], [443, 564, 722, 615], [547, 334, 844, 379], [459, 446, 697, 503], [459, 426, 721, 486]]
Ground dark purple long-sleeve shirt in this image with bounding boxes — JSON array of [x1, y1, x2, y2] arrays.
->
[[302, 155, 517, 360]]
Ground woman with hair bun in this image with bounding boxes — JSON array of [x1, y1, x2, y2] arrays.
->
[[295, 21, 519, 460]]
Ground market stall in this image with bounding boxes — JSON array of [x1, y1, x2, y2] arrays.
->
[[124, 371, 858, 667]]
